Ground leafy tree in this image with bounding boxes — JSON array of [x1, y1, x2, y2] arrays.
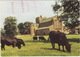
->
[[52, 0, 79, 30], [53, 2, 61, 15], [18, 23, 25, 34], [4, 16, 17, 37], [24, 21, 33, 34], [18, 21, 33, 35], [1, 28, 5, 37]]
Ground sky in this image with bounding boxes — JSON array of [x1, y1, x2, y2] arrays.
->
[[0, 0, 58, 28]]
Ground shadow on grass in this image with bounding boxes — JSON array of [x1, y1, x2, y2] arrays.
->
[[24, 38, 80, 43], [68, 38, 80, 43], [41, 48, 66, 52], [43, 38, 80, 43], [24, 40, 46, 43]]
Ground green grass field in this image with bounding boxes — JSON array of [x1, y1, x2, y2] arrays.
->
[[1, 35, 80, 56]]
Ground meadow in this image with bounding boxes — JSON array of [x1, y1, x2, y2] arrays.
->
[[1, 34, 80, 56]]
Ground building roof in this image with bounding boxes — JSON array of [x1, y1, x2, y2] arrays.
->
[[37, 26, 49, 30], [37, 16, 60, 30], [40, 16, 55, 23]]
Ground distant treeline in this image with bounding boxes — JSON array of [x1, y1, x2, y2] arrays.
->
[[1, 16, 33, 37]]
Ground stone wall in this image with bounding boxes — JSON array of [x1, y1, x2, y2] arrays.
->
[[39, 21, 53, 28], [36, 28, 50, 35], [30, 16, 64, 35], [30, 23, 39, 35]]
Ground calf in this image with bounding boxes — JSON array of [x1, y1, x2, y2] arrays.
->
[[33, 36, 37, 41], [16, 39, 25, 49], [39, 36, 46, 41]]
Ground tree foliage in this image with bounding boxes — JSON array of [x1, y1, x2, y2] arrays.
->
[[18, 21, 33, 35], [53, 2, 60, 14], [52, 0, 79, 29], [4, 16, 17, 37], [24, 21, 33, 34], [18, 23, 25, 34], [1, 28, 5, 37]]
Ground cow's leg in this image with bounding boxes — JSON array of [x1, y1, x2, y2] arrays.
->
[[1, 44, 5, 50], [18, 44, 21, 49], [1, 44, 3, 50], [12, 44, 15, 48], [3, 45, 5, 50], [20, 41, 25, 46], [22, 42, 25, 46], [51, 42, 55, 49], [13, 43, 16, 48], [58, 44, 60, 50], [62, 45, 65, 52]]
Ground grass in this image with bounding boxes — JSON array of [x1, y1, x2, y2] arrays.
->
[[1, 34, 80, 56]]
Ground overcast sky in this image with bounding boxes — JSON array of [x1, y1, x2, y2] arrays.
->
[[0, 0, 57, 28]]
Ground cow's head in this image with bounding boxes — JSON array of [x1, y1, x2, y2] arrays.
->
[[65, 44, 71, 52], [17, 45, 21, 49], [22, 42, 25, 46]]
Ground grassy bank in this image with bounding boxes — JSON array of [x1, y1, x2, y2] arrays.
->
[[1, 35, 80, 56]]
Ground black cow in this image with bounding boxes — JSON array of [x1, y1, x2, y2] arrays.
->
[[39, 36, 46, 41], [49, 31, 71, 52], [14, 38, 25, 49], [33, 36, 37, 41]]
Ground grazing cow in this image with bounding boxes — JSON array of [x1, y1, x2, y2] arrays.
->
[[33, 36, 37, 41], [39, 36, 46, 41], [49, 31, 71, 52], [1, 37, 25, 50], [15, 38, 25, 49], [17, 39, 25, 46], [1, 37, 17, 50]]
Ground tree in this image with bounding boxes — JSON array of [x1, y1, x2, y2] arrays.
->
[[53, 2, 60, 15], [52, 0, 79, 30], [24, 21, 33, 34], [4, 16, 17, 37], [1, 28, 5, 37], [18, 23, 25, 34], [18, 21, 33, 35]]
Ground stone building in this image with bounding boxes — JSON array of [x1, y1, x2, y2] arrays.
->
[[30, 15, 64, 35]]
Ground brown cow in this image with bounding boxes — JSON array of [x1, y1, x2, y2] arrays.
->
[[1, 37, 17, 50], [49, 31, 71, 52], [1, 37, 25, 50]]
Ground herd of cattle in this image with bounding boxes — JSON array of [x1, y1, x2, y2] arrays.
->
[[1, 31, 71, 52], [1, 37, 25, 50], [33, 36, 46, 41]]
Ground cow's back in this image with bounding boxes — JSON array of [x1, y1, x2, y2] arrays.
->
[[1, 37, 17, 45], [49, 31, 59, 43], [49, 31, 69, 45]]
